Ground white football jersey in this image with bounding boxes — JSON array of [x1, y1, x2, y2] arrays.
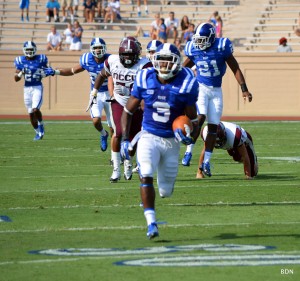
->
[[202, 121, 247, 150], [104, 55, 152, 106]]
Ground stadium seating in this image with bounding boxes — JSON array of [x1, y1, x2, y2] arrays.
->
[[0, 0, 299, 53], [243, 0, 300, 52], [0, 0, 238, 54]]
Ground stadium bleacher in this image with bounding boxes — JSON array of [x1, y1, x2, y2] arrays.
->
[[0, 0, 299, 53], [0, 0, 239, 53]]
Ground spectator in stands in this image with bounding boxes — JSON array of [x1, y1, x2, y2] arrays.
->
[[69, 20, 83, 51], [158, 18, 167, 43], [183, 23, 195, 43], [83, 0, 96, 23], [73, 0, 79, 17], [103, 0, 121, 29], [46, 0, 60, 22], [95, 0, 107, 19], [46, 25, 63, 51], [174, 37, 183, 52], [165, 11, 179, 43], [208, 10, 218, 26], [180, 15, 190, 41], [295, 17, 300, 37], [134, 26, 149, 38], [215, 15, 223, 38], [150, 13, 160, 40], [63, 22, 74, 49], [136, 0, 148, 17], [276, 37, 292, 53], [60, 0, 74, 23], [19, 0, 30, 22]]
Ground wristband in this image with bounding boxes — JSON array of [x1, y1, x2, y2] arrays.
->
[[55, 70, 60, 75], [17, 72, 23, 78], [91, 88, 98, 97], [241, 83, 248, 92]]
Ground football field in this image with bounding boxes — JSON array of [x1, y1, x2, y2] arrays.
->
[[0, 119, 299, 281]]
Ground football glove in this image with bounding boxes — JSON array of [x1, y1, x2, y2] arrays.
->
[[41, 67, 55, 78], [174, 129, 194, 145], [120, 140, 133, 160], [86, 89, 98, 112]]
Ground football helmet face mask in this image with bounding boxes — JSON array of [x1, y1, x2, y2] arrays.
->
[[23, 41, 37, 58], [152, 43, 182, 80], [119, 38, 140, 68], [192, 22, 216, 50], [215, 122, 227, 148], [90, 37, 107, 58], [146, 40, 163, 61]]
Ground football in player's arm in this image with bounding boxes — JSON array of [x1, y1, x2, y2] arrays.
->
[[121, 43, 200, 239], [197, 121, 258, 180]]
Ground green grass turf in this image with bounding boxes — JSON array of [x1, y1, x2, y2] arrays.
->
[[0, 120, 299, 281]]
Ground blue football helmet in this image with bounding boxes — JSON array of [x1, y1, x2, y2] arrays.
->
[[146, 40, 163, 60], [90, 37, 107, 58], [152, 43, 182, 80], [192, 22, 216, 50], [23, 41, 37, 58]]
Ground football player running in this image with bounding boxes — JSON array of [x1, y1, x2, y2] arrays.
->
[[52, 38, 113, 152], [14, 41, 55, 141], [121, 43, 200, 239], [182, 22, 253, 176], [146, 39, 163, 61], [198, 121, 258, 180], [91, 37, 152, 183]]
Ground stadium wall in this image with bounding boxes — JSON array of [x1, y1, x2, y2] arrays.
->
[[1, 51, 299, 119]]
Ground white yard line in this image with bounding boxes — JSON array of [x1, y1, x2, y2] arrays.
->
[[259, 157, 300, 161], [0, 257, 107, 266]]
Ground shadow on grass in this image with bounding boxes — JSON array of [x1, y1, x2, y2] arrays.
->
[[145, 231, 300, 243], [152, 238, 203, 244], [177, 174, 298, 182]]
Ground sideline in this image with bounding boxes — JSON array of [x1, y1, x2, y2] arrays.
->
[[1, 115, 300, 121], [3, 200, 300, 211], [1, 221, 299, 234]]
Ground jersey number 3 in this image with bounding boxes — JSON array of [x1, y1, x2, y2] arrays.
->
[[152, 101, 170, 123]]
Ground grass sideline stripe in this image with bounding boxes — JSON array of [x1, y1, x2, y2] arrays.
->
[[2, 201, 300, 211], [1, 121, 299, 125], [1, 221, 300, 234], [0, 180, 298, 194]]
